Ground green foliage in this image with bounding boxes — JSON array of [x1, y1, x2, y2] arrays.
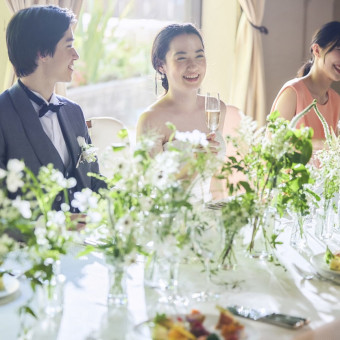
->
[[324, 246, 334, 264], [73, 0, 152, 86], [220, 104, 315, 261]]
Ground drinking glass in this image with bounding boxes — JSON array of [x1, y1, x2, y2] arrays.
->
[[191, 210, 224, 301], [205, 92, 221, 133]]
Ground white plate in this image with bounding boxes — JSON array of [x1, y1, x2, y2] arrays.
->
[[0, 274, 20, 299], [310, 253, 340, 279], [134, 313, 258, 340]]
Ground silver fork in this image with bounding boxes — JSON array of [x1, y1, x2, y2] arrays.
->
[[293, 264, 340, 285]]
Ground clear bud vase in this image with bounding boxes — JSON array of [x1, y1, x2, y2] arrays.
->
[[107, 260, 128, 307], [290, 212, 307, 250], [248, 207, 275, 259], [36, 259, 65, 318], [315, 199, 335, 240]]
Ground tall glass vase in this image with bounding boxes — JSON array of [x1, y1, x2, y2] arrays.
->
[[36, 259, 65, 318], [248, 207, 275, 259], [290, 212, 307, 250], [106, 259, 128, 307], [315, 198, 335, 240]]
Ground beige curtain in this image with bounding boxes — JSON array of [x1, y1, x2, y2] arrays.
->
[[230, 0, 267, 126], [5, 0, 83, 96]]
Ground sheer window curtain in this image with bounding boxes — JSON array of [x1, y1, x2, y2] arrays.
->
[[230, 0, 267, 126], [5, 0, 83, 96]]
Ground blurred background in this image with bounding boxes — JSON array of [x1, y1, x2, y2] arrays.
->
[[0, 0, 339, 138]]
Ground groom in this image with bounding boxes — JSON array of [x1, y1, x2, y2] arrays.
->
[[0, 5, 105, 205]]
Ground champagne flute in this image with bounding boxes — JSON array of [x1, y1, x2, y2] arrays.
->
[[205, 92, 221, 133]]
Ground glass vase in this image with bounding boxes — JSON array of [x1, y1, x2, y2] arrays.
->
[[106, 259, 128, 307], [290, 212, 307, 250], [248, 207, 275, 259], [36, 259, 65, 318], [315, 198, 335, 240]]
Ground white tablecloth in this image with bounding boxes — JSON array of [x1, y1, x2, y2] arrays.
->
[[1, 224, 340, 340]]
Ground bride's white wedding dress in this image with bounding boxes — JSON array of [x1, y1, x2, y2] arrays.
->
[[163, 131, 226, 203]]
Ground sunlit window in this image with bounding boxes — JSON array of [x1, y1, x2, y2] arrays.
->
[[67, 0, 201, 134]]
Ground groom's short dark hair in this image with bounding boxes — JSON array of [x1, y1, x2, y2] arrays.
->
[[6, 5, 76, 77]]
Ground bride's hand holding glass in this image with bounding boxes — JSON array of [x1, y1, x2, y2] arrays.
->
[[206, 133, 219, 155], [205, 92, 221, 154]]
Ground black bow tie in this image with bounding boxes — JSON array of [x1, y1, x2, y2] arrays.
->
[[18, 79, 65, 117]]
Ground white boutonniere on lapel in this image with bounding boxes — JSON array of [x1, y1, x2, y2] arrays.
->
[[76, 136, 98, 168]]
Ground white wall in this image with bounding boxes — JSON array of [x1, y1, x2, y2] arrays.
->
[[201, 0, 240, 104]]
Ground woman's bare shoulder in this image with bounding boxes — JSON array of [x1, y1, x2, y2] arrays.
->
[[137, 99, 170, 138]]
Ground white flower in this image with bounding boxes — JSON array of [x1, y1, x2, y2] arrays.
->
[[116, 215, 134, 235], [50, 170, 68, 188], [61, 203, 70, 212], [0, 169, 6, 179], [47, 210, 66, 227], [87, 211, 102, 223], [34, 217, 48, 246], [6, 171, 24, 192], [77, 136, 86, 147], [7, 159, 25, 173], [175, 129, 208, 147], [67, 177, 77, 189], [76, 136, 97, 167], [71, 189, 98, 212], [12, 196, 32, 219]]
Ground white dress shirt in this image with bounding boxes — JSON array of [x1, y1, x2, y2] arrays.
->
[[29, 91, 70, 167]]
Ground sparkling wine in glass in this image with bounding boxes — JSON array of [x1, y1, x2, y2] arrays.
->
[[205, 92, 221, 133]]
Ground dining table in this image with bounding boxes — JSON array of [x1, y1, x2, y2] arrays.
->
[[1, 218, 340, 340]]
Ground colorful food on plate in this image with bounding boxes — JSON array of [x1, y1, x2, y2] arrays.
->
[[150, 307, 244, 340], [325, 247, 340, 271], [216, 306, 245, 340]]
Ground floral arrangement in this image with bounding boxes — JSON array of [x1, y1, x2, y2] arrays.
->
[[219, 105, 315, 262], [77, 125, 220, 262], [0, 160, 76, 321], [76, 136, 98, 168]]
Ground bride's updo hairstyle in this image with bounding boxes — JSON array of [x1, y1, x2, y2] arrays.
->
[[151, 23, 204, 93], [297, 21, 340, 77]]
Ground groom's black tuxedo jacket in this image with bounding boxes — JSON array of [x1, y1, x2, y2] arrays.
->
[[0, 81, 106, 199]]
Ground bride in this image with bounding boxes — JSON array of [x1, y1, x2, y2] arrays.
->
[[137, 23, 241, 201]]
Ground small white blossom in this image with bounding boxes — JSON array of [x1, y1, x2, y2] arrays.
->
[[87, 211, 102, 223], [61, 203, 70, 212], [51, 170, 68, 188], [34, 217, 48, 246], [77, 136, 86, 147], [6, 171, 24, 192], [7, 159, 25, 173], [12, 196, 32, 219], [71, 189, 98, 212], [67, 177, 77, 189], [47, 210, 66, 227], [0, 169, 6, 179], [116, 215, 133, 235], [175, 129, 208, 147], [76, 136, 97, 167]]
